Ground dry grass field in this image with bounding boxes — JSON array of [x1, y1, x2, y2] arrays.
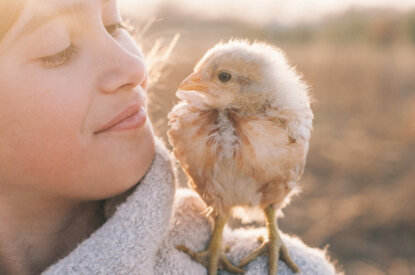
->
[[130, 7, 415, 275]]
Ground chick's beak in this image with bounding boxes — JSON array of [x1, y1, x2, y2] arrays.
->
[[178, 72, 209, 92]]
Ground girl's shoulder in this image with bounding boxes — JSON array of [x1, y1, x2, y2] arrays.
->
[[156, 189, 341, 275]]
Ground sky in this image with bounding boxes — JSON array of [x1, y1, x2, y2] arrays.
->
[[120, 0, 415, 25]]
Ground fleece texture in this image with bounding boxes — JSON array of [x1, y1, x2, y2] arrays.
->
[[44, 138, 339, 275]]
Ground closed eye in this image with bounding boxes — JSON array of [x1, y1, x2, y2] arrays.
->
[[39, 22, 134, 68], [40, 44, 78, 68]]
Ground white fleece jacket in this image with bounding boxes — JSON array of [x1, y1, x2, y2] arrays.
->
[[43, 138, 338, 275]]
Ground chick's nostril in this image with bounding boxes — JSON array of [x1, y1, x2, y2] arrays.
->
[[179, 72, 202, 89], [190, 72, 201, 82]]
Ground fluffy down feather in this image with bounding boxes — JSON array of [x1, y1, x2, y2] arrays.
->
[[168, 40, 313, 215]]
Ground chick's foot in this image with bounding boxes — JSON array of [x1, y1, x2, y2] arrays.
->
[[177, 213, 244, 275], [238, 205, 300, 275], [177, 245, 244, 274]]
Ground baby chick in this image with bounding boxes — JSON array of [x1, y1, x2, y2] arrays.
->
[[168, 40, 313, 275]]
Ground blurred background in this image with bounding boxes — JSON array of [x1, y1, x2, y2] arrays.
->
[[121, 1, 415, 274]]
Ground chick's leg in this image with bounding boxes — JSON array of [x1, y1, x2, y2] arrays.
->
[[177, 212, 245, 275], [238, 205, 300, 275]]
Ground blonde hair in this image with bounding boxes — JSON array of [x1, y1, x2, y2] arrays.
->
[[0, 0, 26, 41]]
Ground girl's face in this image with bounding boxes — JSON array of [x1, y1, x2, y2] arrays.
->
[[0, 0, 155, 200]]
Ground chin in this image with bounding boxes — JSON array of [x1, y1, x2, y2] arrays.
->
[[85, 123, 156, 200]]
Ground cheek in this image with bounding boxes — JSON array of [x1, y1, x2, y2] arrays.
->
[[0, 67, 90, 188], [0, 113, 88, 194], [10, 132, 86, 185]]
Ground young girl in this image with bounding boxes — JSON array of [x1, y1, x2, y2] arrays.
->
[[0, 0, 338, 274]]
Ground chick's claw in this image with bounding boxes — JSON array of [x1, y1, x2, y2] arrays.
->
[[238, 238, 300, 275], [176, 245, 245, 275], [239, 205, 300, 275], [176, 245, 209, 267]]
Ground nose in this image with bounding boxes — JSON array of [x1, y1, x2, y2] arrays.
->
[[97, 36, 147, 94]]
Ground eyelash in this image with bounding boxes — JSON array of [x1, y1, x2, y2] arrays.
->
[[105, 21, 132, 36], [40, 22, 131, 68], [40, 44, 78, 68]]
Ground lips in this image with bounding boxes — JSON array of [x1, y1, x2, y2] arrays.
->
[[95, 103, 147, 134]]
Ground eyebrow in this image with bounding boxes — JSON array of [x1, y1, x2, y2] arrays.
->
[[18, 0, 111, 38]]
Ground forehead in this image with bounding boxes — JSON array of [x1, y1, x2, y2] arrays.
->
[[28, 0, 109, 10], [24, 0, 110, 22], [21, 0, 107, 33], [0, 0, 109, 51]]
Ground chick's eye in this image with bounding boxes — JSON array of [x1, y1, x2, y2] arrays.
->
[[218, 72, 232, 83]]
